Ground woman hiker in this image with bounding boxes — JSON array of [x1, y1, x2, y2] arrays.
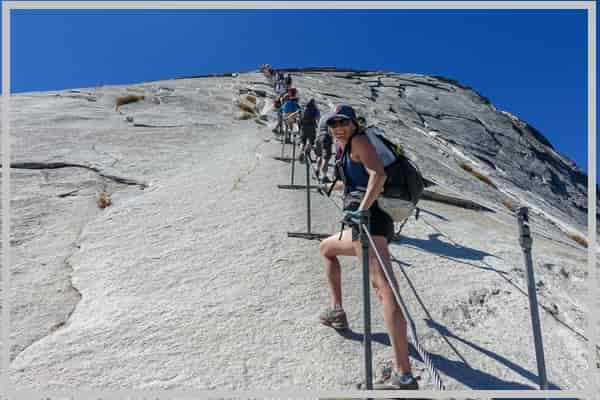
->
[[318, 105, 418, 390]]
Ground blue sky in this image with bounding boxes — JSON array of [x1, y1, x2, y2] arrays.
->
[[4, 7, 593, 179]]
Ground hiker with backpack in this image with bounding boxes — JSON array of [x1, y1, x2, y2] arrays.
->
[[299, 99, 320, 163], [275, 81, 286, 97], [285, 73, 292, 88], [272, 95, 284, 135], [318, 105, 419, 390], [315, 111, 334, 182], [281, 89, 300, 142]]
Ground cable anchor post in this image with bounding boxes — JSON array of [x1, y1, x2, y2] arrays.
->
[[517, 207, 549, 393], [358, 212, 374, 391]]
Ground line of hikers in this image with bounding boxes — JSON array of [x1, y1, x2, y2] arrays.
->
[[262, 67, 421, 391], [267, 77, 346, 185]]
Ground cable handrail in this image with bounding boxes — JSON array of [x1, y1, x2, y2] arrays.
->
[[362, 224, 446, 390]]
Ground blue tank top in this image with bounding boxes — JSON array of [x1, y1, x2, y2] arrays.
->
[[342, 147, 370, 194]]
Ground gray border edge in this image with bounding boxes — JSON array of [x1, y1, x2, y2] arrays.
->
[[2, 1, 596, 399]]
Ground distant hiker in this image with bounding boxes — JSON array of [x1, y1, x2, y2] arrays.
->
[[272, 96, 283, 134], [287, 87, 297, 99], [285, 73, 293, 88], [315, 111, 334, 182], [275, 81, 287, 97], [281, 90, 300, 141], [263, 64, 273, 79], [318, 105, 418, 391], [299, 99, 320, 163], [276, 71, 285, 87]]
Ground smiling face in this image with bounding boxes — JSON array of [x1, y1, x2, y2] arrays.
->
[[328, 117, 357, 145]]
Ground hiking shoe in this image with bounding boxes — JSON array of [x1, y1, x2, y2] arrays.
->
[[319, 307, 348, 330], [387, 371, 419, 390], [320, 175, 331, 184]]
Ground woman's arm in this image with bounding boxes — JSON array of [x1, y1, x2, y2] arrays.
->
[[352, 135, 387, 211]]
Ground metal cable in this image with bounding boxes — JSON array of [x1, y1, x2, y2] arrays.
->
[[362, 224, 446, 390], [306, 152, 343, 212]]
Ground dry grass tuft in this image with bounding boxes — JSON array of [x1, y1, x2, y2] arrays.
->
[[460, 162, 498, 189], [115, 94, 145, 110], [567, 233, 588, 248], [238, 112, 254, 120], [97, 192, 112, 209], [460, 162, 474, 173], [502, 199, 516, 212], [238, 103, 256, 114]]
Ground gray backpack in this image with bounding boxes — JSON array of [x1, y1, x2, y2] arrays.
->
[[340, 129, 424, 221]]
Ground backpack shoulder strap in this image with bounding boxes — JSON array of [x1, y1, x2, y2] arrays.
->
[[339, 131, 368, 191], [344, 130, 365, 158]]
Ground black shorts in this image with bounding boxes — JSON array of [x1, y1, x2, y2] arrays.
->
[[346, 202, 394, 243], [301, 125, 316, 145], [315, 135, 333, 158]]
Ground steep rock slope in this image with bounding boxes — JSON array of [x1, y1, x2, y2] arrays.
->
[[4, 69, 594, 391]]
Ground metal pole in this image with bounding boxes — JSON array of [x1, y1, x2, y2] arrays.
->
[[278, 109, 283, 136], [305, 148, 311, 234], [517, 207, 549, 391], [281, 123, 286, 159], [291, 131, 296, 185], [359, 212, 373, 390]]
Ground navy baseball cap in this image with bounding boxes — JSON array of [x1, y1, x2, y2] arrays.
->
[[326, 105, 357, 126]]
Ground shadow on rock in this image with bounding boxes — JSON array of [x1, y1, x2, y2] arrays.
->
[[418, 207, 450, 222], [336, 322, 563, 389], [337, 329, 392, 347], [337, 325, 538, 390], [393, 233, 496, 262], [425, 319, 563, 390]]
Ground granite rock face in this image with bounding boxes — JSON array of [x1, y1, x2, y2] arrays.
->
[[289, 69, 592, 234], [3, 68, 595, 390]]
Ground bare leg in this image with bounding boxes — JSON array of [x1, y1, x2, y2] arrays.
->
[[319, 229, 355, 308], [321, 154, 332, 177], [353, 236, 411, 374]]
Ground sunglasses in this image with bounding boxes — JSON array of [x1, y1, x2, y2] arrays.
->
[[327, 118, 352, 128]]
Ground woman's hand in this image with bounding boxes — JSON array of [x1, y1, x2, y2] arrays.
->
[[341, 209, 369, 225]]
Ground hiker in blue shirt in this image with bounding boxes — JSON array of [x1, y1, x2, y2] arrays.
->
[[318, 105, 418, 391], [282, 89, 300, 137]]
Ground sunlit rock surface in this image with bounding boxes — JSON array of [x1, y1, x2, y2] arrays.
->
[[3, 68, 595, 390]]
